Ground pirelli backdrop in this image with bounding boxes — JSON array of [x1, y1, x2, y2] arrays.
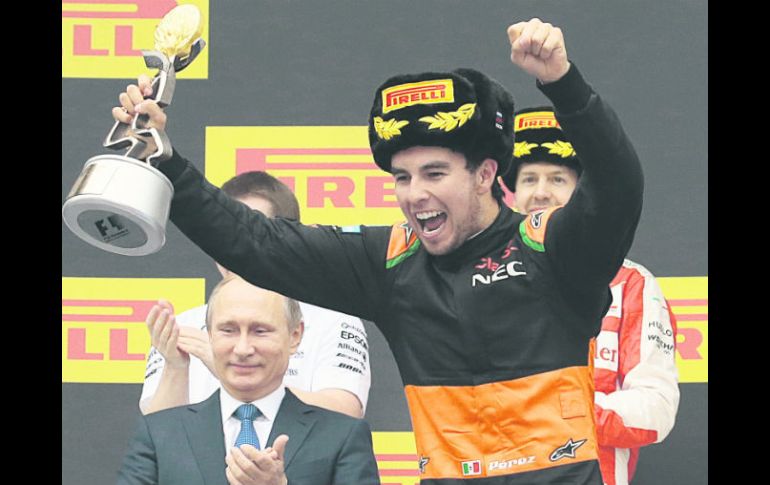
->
[[61, 1, 707, 484]]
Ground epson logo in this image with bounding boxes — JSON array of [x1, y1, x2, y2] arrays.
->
[[488, 456, 536, 471], [340, 331, 369, 350], [471, 261, 526, 287]]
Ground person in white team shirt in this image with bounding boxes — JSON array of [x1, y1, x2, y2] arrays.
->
[[139, 171, 370, 418]]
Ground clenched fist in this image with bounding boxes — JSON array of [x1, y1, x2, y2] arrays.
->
[[507, 18, 570, 84]]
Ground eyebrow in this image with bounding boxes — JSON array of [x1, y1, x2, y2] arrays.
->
[[214, 320, 275, 330], [519, 168, 568, 176], [420, 161, 451, 171], [392, 161, 451, 176]]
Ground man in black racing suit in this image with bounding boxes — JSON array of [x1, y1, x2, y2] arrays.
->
[[114, 18, 643, 485]]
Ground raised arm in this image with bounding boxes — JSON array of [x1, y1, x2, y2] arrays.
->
[[508, 18, 644, 325], [111, 80, 392, 321]]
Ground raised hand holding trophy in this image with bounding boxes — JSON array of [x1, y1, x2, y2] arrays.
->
[[62, 5, 205, 256]]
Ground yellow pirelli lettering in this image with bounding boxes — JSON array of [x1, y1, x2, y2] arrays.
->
[[372, 432, 420, 485], [514, 111, 561, 132], [61, 0, 209, 79], [205, 126, 405, 226], [62, 277, 205, 383], [657, 276, 708, 383], [382, 79, 454, 113]]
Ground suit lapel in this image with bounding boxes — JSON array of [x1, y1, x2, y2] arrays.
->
[[268, 390, 317, 469], [183, 390, 228, 485]]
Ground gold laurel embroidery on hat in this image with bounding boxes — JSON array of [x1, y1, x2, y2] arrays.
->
[[541, 141, 575, 158], [514, 142, 539, 157], [373, 116, 410, 141], [419, 103, 476, 132]]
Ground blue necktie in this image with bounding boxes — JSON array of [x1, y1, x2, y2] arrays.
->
[[233, 404, 261, 449]]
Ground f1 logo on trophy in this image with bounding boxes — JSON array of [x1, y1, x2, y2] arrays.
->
[[62, 5, 205, 256]]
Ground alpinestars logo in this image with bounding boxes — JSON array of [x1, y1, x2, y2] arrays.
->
[[549, 438, 587, 462], [530, 210, 544, 229], [401, 222, 414, 244], [418, 455, 430, 474]]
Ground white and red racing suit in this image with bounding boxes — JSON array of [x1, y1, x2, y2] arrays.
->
[[592, 260, 679, 485]]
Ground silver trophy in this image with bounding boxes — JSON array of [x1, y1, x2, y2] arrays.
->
[[62, 5, 205, 256]]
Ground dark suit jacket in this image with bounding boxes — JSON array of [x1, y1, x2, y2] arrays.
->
[[116, 389, 381, 485]]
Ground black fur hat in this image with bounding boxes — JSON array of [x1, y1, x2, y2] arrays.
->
[[368, 68, 515, 176], [500, 106, 583, 191]]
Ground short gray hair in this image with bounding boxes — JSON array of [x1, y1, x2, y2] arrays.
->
[[206, 274, 303, 332], [283, 297, 303, 332]]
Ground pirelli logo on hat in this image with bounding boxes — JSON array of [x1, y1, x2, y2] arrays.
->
[[515, 111, 561, 132], [382, 79, 454, 113]]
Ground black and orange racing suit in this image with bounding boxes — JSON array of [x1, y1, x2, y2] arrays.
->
[[157, 64, 643, 484]]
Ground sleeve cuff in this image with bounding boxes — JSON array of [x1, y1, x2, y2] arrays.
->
[[536, 63, 593, 114], [157, 148, 188, 181]]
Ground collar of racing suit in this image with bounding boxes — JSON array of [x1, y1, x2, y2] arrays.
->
[[430, 204, 517, 271]]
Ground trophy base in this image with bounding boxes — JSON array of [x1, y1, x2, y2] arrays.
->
[[62, 155, 174, 256]]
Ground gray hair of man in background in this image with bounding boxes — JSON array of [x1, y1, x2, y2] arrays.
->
[[205, 274, 303, 332]]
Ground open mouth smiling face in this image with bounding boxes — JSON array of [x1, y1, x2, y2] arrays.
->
[[391, 146, 488, 256]]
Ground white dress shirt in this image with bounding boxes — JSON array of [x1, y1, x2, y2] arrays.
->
[[219, 385, 286, 455]]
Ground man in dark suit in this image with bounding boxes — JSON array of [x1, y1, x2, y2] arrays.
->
[[116, 275, 381, 485]]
